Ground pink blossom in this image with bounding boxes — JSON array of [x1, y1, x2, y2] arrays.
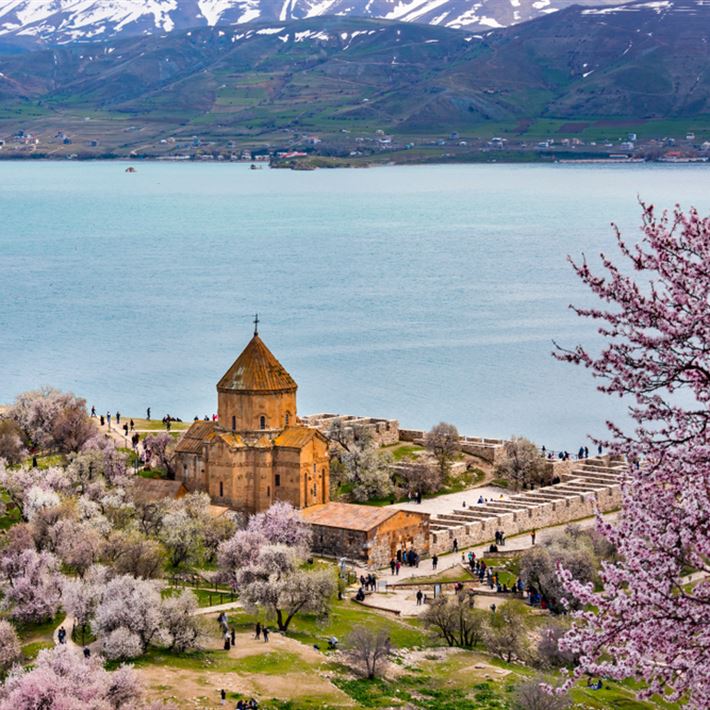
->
[[555, 204, 710, 707]]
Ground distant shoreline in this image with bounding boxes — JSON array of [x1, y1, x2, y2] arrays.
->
[[1, 155, 708, 168]]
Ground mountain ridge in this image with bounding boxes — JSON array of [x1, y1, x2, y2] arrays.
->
[[0, 0, 623, 45]]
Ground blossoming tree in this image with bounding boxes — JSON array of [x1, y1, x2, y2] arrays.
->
[[555, 204, 710, 706]]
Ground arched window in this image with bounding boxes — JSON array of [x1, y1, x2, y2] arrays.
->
[[260, 416, 266, 430]]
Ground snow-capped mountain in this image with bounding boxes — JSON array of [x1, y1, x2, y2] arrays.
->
[[0, 0, 620, 44]]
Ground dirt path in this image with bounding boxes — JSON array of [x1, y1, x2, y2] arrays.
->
[[137, 630, 353, 708]]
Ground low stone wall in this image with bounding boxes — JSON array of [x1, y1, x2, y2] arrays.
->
[[400, 430, 507, 464], [429, 485, 621, 555], [303, 413, 400, 447]]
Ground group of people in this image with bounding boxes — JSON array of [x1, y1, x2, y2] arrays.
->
[[541, 443, 603, 461], [389, 547, 419, 575], [219, 689, 259, 709], [359, 573, 378, 591], [254, 622, 269, 642], [218, 612, 236, 650]]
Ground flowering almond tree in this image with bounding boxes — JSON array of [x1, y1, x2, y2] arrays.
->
[[555, 205, 710, 706]]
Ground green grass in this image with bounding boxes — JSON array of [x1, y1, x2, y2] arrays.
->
[[236, 650, 312, 675], [387, 444, 425, 462], [227, 599, 430, 650]]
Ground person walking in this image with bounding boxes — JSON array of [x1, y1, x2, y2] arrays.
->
[[116, 411, 121, 425], [531, 529, 537, 545], [432, 554, 438, 570], [90, 406, 96, 417], [262, 627, 269, 643], [416, 590, 423, 606], [220, 689, 227, 705], [106, 412, 111, 431], [255, 622, 261, 639], [453, 538, 458, 553], [130, 418, 135, 431], [395, 560, 400, 576], [389, 558, 395, 575], [147, 407, 151, 420]]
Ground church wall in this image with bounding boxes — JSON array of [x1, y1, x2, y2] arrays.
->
[[218, 389, 297, 433], [272, 447, 303, 508]]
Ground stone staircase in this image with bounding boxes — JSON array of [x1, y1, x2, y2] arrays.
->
[[429, 457, 624, 552]]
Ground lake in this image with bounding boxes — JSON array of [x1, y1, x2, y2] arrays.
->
[[1, 161, 708, 449]]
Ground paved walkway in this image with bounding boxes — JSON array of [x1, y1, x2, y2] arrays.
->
[[388, 486, 510, 517], [365, 512, 616, 586]]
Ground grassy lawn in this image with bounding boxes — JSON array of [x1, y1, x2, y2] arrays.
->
[[129, 418, 189, 432], [12, 615, 59, 660], [224, 598, 430, 651], [385, 444, 425, 462]]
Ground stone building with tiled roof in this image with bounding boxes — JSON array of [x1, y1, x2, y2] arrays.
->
[[173, 329, 329, 514]]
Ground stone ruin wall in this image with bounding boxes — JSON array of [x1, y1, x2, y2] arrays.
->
[[400, 428, 508, 465], [301, 413, 400, 447], [428, 484, 622, 555]]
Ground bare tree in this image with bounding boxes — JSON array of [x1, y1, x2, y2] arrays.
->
[[512, 678, 571, 710], [422, 594, 484, 648], [0, 419, 26, 465], [494, 436, 549, 490], [345, 627, 391, 679], [424, 422, 460, 480], [399, 459, 442, 496], [483, 600, 530, 663]]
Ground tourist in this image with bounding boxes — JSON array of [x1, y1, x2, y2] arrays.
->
[[231, 627, 236, 646], [416, 491, 422, 504], [453, 538, 458, 553], [224, 632, 230, 651], [236, 702, 245, 710], [531, 529, 537, 545], [477, 495, 484, 504], [371, 573, 377, 590], [416, 590, 423, 606], [90, 405, 96, 417], [462, 500, 466, 508], [432, 554, 438, 570], [116, 411, 121, 425], [57, 626, 66, 644], [106, 412, 111, 430], [83, 647, 90, 658], [390, 558, 396, 574], [355, 587, 365, 601], [221, 689, 227, 705], [598, 443, 603, 455], [147, 407, 151, 420], [123, 423, 129, 436], [100, 415, 105, 426], [584, 446, 589, 458], [395, 560, 400, 575], [262, 627, 269, 643], [360, 574, 366, 588], [130, 418, 135, 431], [255, 622, 261, 639]]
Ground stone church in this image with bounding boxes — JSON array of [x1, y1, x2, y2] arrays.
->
[[173, 329, 330, 514]]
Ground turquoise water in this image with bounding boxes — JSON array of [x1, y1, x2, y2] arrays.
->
[[1, 161, 709, 448]]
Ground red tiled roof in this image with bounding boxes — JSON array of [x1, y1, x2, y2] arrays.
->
[[274, 426, 320, 449], [217, 335, 297, 393], [301, 502, 400, 532], [131, 479, 188, 504], [174, 420, 215, 454]]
